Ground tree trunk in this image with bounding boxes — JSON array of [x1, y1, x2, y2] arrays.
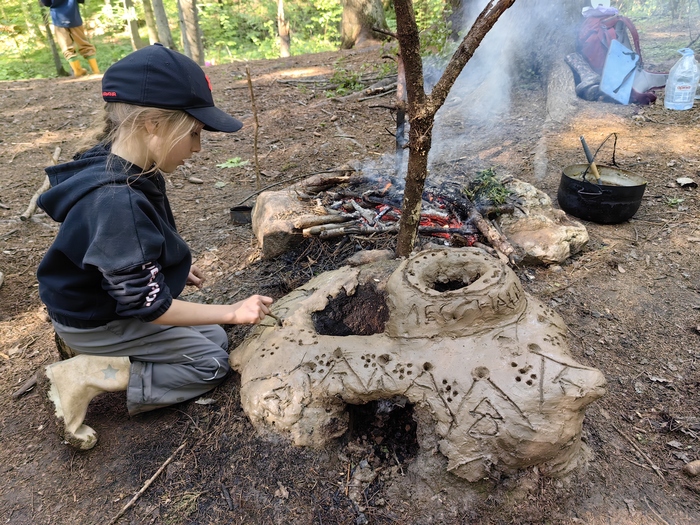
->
[[151, 0, 176, 49], [278, 0, 291, 58], [20, 0, 40, 39], [178, 0, 205, 64], [394, 0, 516, 257], [41, 10, 69, 77], [123, 0, 144, 50], [141, 0, 160, 45], [340, 0, 389, 49]]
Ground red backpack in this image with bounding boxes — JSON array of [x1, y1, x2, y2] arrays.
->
[[577, 14, 642, 74]]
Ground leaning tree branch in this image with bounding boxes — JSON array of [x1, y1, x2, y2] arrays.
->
[[429, 0, 517, 112], [393, 0, 517, 256]]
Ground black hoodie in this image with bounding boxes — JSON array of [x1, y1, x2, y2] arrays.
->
[[37, 144, 191, 328]]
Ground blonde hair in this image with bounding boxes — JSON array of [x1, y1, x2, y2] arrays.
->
[[99, 103, 200, 174]]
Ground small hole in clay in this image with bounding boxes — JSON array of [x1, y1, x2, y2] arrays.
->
[[511, 362, 518, 367], [377, 354, 391, 365], [423, 362, 433, 371], [472, 367, 490, 379], [530, 374, 537, 379], [430, 272, 481, 293], [447, 397, 452, 402], [442, 379, 448, 384], [515, 376, 522, 382], [526, 380, 533, 386]]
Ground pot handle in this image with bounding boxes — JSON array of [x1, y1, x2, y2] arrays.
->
[[578, 187, 603, 197]]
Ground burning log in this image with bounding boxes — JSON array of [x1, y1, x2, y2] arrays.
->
[[465, 205, 515, 263]]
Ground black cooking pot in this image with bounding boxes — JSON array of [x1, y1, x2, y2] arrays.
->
[[557, 164, 646, 224]]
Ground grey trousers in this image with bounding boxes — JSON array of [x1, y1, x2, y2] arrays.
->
[[52, 319, 230, 415]]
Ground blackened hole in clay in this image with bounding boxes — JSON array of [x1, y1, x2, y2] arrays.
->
[[312, 283, 389, 336], [431, 271, 481, 293], [344, 396, 419, 463]]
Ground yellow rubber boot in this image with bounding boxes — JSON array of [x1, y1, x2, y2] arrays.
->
[[41, 355, 130, 450], [69, 60, 87, 77], [87, 57, 100, 74]]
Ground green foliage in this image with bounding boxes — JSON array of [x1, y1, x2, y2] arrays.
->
[[0, 0, 343, 79], [328, 63, 364, 96], [217, 157, 250, 169], [198, 0, 341, 61], [414, 0, 453, 56], [463, 168, 511, 206]]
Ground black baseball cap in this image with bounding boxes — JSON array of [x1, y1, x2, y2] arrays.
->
[[101, 43, 242, 133]]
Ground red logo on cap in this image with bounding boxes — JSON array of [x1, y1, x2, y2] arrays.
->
[[103, 91, 117, 97], [204, 74, 212, 92]]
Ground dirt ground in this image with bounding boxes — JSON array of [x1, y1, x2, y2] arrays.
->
[[3, 18, 700, 525]]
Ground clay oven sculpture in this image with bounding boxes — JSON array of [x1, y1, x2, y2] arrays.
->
[[229, 248, 606, 481]]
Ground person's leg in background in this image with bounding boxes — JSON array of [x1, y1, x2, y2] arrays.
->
[[69, 25, 99, 74], [54, 25, 87, 77]]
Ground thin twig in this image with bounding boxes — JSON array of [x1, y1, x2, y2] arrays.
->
[[220, 482, 234, 510], [613, 424, 665, 481], [107, 440, 188, 525], [643, 496, 671, 525], [12, 373, 38, 399], [233, 169, 354, 207], [245, 66, 262, 189]]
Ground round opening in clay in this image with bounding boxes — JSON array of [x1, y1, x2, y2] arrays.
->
[[345, 397, 419, 462], [312, 283, 389, 336], [430, 271, 481, 293]]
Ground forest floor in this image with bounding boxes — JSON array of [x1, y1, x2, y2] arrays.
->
[[3, 14, 700, 525]]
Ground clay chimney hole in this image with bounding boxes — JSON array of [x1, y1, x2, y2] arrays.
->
[[430, 271, 482, 293]]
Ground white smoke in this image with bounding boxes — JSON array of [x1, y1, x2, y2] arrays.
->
[[426, 0, 578, 166]]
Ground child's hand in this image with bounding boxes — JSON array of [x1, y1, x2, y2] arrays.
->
[[187, 265, 205, 288], [232, 295, 273, 324]]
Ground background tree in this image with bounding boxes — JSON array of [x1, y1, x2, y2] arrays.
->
[[151, 0, 176, 49], [124, 0, 145, 50], [40, 7, 69, 77], [278, 0, 291, 57], [141, 0, 160, 45], [178, 0, 204, 63], [340, 0, 389, 49]]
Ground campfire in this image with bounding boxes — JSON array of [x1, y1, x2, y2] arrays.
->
[[250, 167, 525, 263], [300, 173, 478, 243]]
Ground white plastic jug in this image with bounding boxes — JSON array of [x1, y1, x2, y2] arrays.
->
[[664, 48, 700, 110]]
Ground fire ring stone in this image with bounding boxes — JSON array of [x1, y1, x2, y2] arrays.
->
[[229, 247, 606, 481]]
